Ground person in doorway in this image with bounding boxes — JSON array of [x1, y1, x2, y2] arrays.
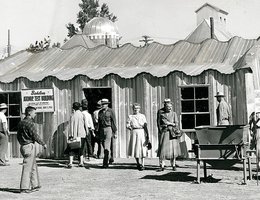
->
[[92, 100, 102, 158], [17, 106, 47, 193], [157, 99, 181, 171], [0, 103, 10, 166], [98, 98, 117, 168], [67, 102, 88, 168], [81, 99, 94, 161], [126, 103, 149, 171], [215, 92, 232, 125]]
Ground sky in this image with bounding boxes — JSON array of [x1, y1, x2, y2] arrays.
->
[[0, 0, 260, 56]]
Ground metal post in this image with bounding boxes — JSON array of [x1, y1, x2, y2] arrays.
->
[[210, 17, 214, 39], [197, 160, 200, 183], [257, 156, 259, 186], [203, 161, 207, 179]]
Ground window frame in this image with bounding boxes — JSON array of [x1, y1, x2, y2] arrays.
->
[[179, 84, 210, 131], [0, 91, 22, 134]]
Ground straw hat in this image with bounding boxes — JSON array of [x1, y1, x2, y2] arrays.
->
[[101, 98, 110, 105], [215, 92, 225, 97], [0, 103, 7, 110]]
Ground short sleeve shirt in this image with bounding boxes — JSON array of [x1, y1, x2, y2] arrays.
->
[[0, 112, 7, 132]]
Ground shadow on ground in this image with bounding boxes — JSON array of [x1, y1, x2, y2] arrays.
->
[[37, 159, 68, 168], [141, 172, 221, 183], [0, 188, 20, 193]]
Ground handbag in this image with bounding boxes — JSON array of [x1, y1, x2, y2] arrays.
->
[[168, 126, 184, 140], [146, 141, 152, 150], [67, 137, 81, 149]]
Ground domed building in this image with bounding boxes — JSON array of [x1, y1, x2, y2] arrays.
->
[[83, 17, 120, 48], [62, 17, 120, 49]]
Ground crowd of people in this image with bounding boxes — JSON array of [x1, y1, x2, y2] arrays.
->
[[0, 92, 237, 193]]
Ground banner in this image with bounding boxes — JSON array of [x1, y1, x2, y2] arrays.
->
[[21, 89, 55, 113]]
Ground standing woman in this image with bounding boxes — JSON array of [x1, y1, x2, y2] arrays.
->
[[127, 103, 149, 171], [67, 102, 87, 168], [157, 99, 181, 171], [0, 103, 9, 166]]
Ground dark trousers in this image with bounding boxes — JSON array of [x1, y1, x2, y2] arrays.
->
[[100, 127, 113, 166], [20, 143, 40, 190], [85, 134, 93, 157], [0, 132, 8, 164]]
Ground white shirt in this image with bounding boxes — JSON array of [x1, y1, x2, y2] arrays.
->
[[82, 110, 94, 130], [0, 112, 7, 132]]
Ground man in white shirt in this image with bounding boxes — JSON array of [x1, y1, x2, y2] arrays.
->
[[81, 99, 94, 160], [0, 103, 10, 166]]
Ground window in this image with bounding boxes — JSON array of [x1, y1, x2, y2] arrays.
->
[[0, 92, 21, 132], [180, 86, 210, 130]]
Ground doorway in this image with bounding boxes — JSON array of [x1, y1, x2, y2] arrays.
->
[[83, 87, 112, 114]]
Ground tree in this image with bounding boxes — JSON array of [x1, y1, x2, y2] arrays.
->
[[27, 36, 51, 53], [66, 0, 117, 38]]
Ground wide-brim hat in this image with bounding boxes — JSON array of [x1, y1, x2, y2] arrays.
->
[[215, 91, 225, 97], [0, 103, 8, 109], [101, 98, 110, 105]]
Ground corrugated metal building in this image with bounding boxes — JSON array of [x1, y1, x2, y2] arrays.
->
[[0, 36, 259, 159]]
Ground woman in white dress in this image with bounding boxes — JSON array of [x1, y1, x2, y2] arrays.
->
[[126, 103, 149, 171]]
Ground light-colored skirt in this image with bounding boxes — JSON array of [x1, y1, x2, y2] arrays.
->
[[128, 129, 147, 158], [157, 130, 181, 159]]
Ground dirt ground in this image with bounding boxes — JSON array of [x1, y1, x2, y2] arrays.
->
[[0, 157, 260, 200]]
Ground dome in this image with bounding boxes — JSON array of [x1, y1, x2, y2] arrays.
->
[[83, 17, 119, 36]]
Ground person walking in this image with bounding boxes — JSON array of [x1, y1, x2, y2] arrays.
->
[[17, 106, 47, 193], [126, 103, 149, 171], [98, 98, 117, 168], [215, 92, 232, 125], [67, 102, 88, 168], [157, 99, 181, 171], [92, 100, 102, 158], [81, 99, 94, 161], [0, 103, 10, 166]]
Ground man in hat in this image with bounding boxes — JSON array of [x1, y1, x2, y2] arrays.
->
[[215, 92, 232, 125], [98, 98, 117, 168], [17, 106, 47, 193], [92, 100, 102, 158], [81, 99, 94, 161], [0, 103, 10, 166]]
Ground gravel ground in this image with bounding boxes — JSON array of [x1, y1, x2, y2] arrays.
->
[[0, 158, 260, 200]]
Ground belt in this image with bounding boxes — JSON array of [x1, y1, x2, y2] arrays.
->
[[132, 127, 143, 130]]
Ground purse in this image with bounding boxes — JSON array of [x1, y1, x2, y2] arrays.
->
[[67, 137, 81, 149], [146, 141, 152, 150], [168, 126, 184, 140]]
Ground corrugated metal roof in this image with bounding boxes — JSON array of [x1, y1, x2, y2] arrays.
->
[[0, 36, 257, 83]]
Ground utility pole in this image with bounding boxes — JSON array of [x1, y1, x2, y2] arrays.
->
[[7, 29, 11, 57], [139, 35, 153, 47]]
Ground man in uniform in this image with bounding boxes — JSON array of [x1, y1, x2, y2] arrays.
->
[[98, 99, 117, 168], [215, 92, 232, 125]]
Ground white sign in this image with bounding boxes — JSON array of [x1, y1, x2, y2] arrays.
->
[[21, 89, 55, 113]]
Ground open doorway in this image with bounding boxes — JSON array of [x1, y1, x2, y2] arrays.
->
[[83, 87, 112, 114]]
